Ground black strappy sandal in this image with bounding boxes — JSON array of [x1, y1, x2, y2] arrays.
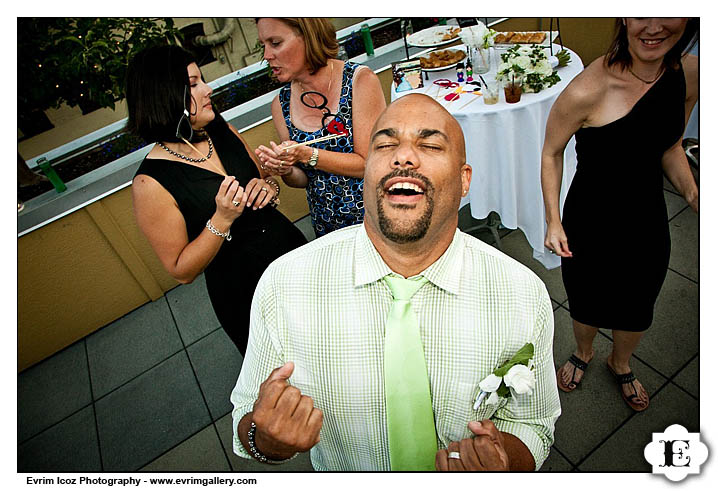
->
[[557, 354, 589, 392], [607, 363, 649, 412]]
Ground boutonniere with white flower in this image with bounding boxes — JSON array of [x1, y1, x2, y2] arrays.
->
[[473, 343, 535, 409]]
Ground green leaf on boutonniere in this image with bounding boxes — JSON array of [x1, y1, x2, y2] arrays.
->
[[493, 343, 534, 377], [508, 342, 534, 364]]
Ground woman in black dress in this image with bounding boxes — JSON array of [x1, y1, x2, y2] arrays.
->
[[541, 19, 698, 411], [127, 46, 307, 356]]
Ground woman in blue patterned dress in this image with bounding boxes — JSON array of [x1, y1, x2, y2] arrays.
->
[[255, 18, 386, 237]]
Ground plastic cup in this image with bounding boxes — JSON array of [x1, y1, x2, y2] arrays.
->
[[503, 74, 524, 104], [482, 79, 500, 105]]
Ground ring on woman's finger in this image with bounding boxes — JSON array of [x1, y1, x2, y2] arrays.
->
[[232, 200, 240, 207], [260, 187, 268, 193], [448, 452, 461, 460]]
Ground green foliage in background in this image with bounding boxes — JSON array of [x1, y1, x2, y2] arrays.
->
[[18, 18, 182, 115]]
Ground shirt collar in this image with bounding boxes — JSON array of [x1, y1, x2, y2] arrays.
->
[[353, 224, 464, 295], [420, 229, 463, 295], [354, 224, 393, 287]]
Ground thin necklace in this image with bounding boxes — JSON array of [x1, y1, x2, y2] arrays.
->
[[627, 65, 664, 84], [298, 60, 334, 98]]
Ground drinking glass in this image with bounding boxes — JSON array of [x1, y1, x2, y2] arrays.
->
[[503, 74, 524, 104], [482, 79, 500, 105]]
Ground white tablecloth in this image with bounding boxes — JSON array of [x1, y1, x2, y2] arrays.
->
[[392, 45, 584, 269]]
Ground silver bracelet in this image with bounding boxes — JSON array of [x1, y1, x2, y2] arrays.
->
[[205, 219, 232, 241], [247, 421, 297, 464]]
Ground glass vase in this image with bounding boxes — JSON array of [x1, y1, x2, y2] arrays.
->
[[470, 46, 494, 75]]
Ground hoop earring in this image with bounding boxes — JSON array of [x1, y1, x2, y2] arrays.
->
[[175, 85, 194, 141], [176, 108, 194, 142]]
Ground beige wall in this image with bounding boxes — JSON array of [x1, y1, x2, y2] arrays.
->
[[18, 190, 175, 371]]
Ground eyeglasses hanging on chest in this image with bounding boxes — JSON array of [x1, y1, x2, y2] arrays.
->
[[300, 91, 347, 135]]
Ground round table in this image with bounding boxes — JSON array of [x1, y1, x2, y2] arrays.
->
[[392, 45, 584, 269]]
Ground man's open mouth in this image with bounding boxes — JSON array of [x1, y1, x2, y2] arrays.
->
[[386, 181, 425, 197], [377, 170, 433, 206]]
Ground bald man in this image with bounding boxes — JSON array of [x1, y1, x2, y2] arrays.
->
[[231, 94, 560, 471]]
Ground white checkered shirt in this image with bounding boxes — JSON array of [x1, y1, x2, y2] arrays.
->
[[231, 224, 560, 470]]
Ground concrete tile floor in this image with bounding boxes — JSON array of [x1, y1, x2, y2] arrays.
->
[[18, 185, 699, 473]]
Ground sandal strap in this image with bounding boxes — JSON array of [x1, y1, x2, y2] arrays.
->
[[568, 354, 589, 371], [612, 370, 637, 385]]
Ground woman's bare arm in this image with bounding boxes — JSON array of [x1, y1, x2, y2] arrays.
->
[[541, 66, 602, 256], [132, 173, 247, 283]]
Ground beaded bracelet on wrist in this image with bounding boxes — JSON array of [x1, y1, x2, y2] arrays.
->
[[264, 178, 281, 206], [264, 178, 280, 195], [247, 422, 296, 464], [205, 219, 232, 241]]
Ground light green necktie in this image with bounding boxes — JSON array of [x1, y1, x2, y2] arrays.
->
[[383, 274, 437, 471]]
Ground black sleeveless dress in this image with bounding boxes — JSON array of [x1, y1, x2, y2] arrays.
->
[[134, 116, 307, 354], [561, 64, 685, 332]]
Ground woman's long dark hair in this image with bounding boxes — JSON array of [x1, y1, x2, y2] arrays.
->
[[125, 44, 216, 143], [605, 18, 698, 70]]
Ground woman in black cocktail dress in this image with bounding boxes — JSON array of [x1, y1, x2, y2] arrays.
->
[[127, 46, 306, 356], [541, 18, 698, 411]]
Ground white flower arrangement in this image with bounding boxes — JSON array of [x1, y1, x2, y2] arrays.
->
[[496, 45, 561, 93], [474, 343, 536, 409], [458, 21, 496, 49]]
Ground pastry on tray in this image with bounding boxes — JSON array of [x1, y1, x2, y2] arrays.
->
[[494, 31, 548, 44], [419, 49, 466, 69], [528, 32, 547, 43], [440, 27, 461, 41], [510, 32, 532, 43], [493, 32, 515, 44]]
